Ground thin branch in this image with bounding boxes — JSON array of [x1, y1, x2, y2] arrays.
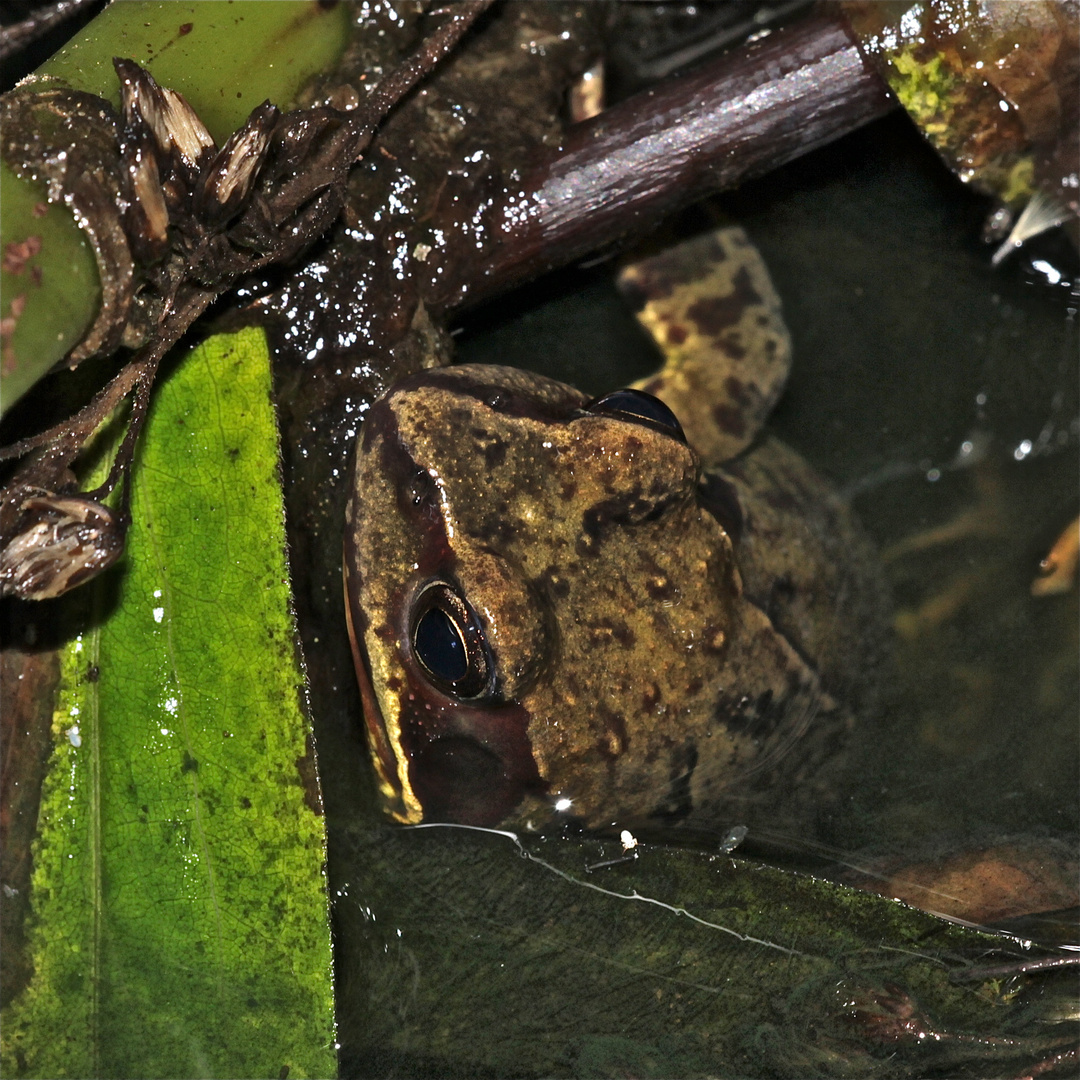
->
[[366, 1, 493, 121], [425, 7, 896, 313], [0, 0, 101, 64], [0, 359, 143, 465], [266, 0, 494, 220]]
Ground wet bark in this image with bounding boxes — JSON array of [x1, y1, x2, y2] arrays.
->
[[424, 6, 897, 314]]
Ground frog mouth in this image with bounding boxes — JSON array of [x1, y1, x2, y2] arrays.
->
[[343, 560, 423, 825]]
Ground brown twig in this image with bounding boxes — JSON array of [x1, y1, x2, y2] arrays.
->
[[425, 7, 896, 313], [83, 290, 218, 502], [366, 1, 493, 122], [0, 0, 101, 64], [0, 355, 144, 465], [264, 1, 493, 228]]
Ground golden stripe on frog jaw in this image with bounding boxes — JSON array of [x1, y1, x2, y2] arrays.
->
[[343, 556, 423, 824]]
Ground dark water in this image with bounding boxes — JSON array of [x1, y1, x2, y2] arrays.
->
[[336, 113, 1079, 1077], [726, 116, 1079, 862]]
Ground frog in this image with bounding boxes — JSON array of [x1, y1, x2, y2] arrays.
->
[[344, 224, 889, 836]]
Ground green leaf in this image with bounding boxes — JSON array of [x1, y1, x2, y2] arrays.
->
[[0, 160, 100, 411], [1, 327, 336, 1079], [36, 0, 352, 144]]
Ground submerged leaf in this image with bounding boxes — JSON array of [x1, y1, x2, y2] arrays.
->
[[342, 824, 1078, 1078], [0, 328, 335, 1078]]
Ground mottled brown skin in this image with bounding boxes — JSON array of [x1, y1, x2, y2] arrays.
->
[[345, 226, 887, 833]]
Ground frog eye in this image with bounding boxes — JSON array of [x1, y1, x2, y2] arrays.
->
[[410, 581, 492, 699], [585, 388, 686, 442]]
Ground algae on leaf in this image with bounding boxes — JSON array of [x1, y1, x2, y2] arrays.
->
[[840, 0, 1079, 213], [1, 327, 335, 1079]]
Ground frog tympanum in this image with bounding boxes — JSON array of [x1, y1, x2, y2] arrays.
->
[[345, 226, 887, 834]]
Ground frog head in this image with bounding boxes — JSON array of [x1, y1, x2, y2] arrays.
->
[[345, 363, 754, 829]]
